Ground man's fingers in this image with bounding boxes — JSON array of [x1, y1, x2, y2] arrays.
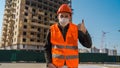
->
[[77, 23, 81, 29], [77, 19, 87, 34], [82, 19, 84, 24]]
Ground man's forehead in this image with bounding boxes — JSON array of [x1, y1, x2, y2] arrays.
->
[[59, 12, 70, 15]]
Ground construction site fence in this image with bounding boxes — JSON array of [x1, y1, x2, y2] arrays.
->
[[0, 50, 120, 63]]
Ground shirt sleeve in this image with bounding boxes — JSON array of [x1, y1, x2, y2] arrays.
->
[[78, 30, 92, 48], [44, 29, 52, 64]]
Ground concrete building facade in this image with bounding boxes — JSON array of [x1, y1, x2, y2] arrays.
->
[[91, 46, 100, 53], [0, 0, 71, 50], [108, 49, 117, 56]]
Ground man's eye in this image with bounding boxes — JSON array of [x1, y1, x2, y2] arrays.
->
[[60, 15, 63, 18], [65, 16, 68, 18]]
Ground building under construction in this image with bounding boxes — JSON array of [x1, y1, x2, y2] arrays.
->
[[0, 0, 71, 50]]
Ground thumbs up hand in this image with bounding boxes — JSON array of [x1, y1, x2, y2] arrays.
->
[[77, 19, 87, 34]]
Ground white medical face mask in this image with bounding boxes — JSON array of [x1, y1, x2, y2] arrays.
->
[[59, 18, 70, 27]]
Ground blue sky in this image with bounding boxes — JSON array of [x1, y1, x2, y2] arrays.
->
[[72, 0, 120, 54], [0, 0, 120, 54]]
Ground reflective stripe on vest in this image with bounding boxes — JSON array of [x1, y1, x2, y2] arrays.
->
[[52, 54, 78, 59], [52, 45, 78, 50]]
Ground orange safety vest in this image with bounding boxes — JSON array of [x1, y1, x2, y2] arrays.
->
[[50, 23, 79, 67]]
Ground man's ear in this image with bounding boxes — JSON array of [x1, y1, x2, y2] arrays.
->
[[70, 15, 72, 21], [57, 14, 59, 19]]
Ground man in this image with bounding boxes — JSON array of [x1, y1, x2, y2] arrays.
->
[[44, 4, 92, 68]]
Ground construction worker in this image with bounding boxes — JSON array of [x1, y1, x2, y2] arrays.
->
[[44, 4, 92, 68]]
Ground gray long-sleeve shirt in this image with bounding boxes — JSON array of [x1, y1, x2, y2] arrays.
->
[[44, 23, 92, 64]]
